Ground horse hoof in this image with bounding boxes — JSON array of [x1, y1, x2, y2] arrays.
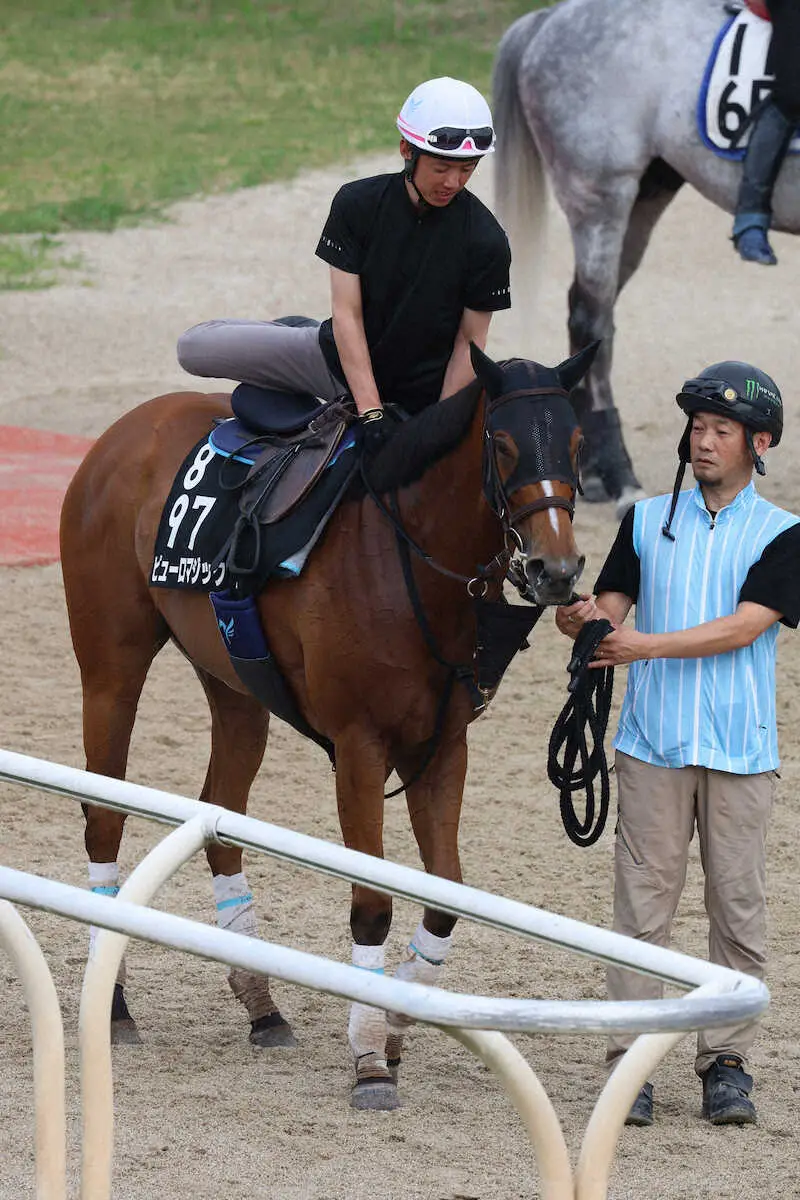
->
[[580, 472, 611, 504], [350, 1078, 402, 1111], [249, 1014, 297, 1048], [615, 485, 646, 520], [111, 1019, 142, 1046]]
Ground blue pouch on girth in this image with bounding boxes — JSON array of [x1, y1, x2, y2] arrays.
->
[[209, 589, 269, 659], [208, 588, 335, 761]]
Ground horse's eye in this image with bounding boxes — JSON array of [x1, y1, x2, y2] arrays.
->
[[493, 432, 517, 465]]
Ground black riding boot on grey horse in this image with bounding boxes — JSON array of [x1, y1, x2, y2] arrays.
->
[[733, 0, 800, 263], [733, 100, 796, 265]]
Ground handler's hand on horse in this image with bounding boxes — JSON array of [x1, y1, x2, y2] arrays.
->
[[589, 627, 650, 668], [555, 594, 598, 639], [358, 407, 391, 455]]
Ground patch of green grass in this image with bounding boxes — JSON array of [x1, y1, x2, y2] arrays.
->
[[0, 0, 543, 236], [0, 234, 80, 290]]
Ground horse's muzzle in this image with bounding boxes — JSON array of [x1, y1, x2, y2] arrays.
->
[[525, 554, 585, 606]]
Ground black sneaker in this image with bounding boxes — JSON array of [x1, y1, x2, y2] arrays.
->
[[625, 1081, 654, 1126], [701, 1055, 756, 1125]]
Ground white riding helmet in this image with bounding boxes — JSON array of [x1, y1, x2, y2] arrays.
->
[[396, 77, 495, 158]]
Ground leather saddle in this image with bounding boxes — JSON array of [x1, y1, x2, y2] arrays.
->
[[228, 396, 355, 528], [222, 315, 357, 528]]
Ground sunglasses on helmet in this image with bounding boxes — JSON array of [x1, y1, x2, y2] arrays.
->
[[424, 126, 494, 152]]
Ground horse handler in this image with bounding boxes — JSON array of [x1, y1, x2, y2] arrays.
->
[[177, 76, 511, 450], [557, 362, 800, 1126]]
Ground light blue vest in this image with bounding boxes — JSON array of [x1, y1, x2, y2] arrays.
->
[[613, 483, 798, 774]]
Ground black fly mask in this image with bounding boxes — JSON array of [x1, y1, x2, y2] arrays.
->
[[472, 345, 599, 529]]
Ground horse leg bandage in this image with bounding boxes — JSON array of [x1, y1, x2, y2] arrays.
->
[[213, 871, 258, 936], [213, 873, 276, 1021], [348, 942, 389, 1073], [386, 921, 452, 1036], [88, 861, 126, 987]]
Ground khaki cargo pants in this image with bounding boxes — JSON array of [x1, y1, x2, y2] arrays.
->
[[606, 751, 775, 1076]]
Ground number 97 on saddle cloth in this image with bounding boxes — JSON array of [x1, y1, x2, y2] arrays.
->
[[149, 396, 358, 595]]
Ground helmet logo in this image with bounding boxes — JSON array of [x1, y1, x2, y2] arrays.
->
[[745, 377, 779, 404], [723, 387, 737, 401]]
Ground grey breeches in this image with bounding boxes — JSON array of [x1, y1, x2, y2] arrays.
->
[[177, 319, 343, 401]]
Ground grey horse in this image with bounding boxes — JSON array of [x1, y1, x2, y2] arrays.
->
[[493, 0, 799, 515]]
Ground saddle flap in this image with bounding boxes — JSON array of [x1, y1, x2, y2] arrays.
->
[[231, 383, 331, 435], [240, 415, 350, 525]]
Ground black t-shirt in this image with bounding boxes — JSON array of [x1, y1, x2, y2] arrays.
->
[[594, 504, 800, 627], [315, 171, 511, 414]]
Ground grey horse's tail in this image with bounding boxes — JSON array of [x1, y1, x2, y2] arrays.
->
[[492, 8, 553, 345]]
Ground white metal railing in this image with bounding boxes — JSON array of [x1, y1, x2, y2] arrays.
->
[[0, 749, 769, 1200]]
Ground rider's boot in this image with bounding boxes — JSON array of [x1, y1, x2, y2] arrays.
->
[[732, 100, 795, 266]]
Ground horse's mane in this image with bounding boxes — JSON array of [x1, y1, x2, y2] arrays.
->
[[364, 379, 483, 493]]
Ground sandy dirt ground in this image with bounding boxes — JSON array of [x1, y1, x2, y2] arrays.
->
[[1, 152, 799, 1200]]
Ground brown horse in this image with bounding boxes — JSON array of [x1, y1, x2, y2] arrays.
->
[[60, 342, 592, 1110]]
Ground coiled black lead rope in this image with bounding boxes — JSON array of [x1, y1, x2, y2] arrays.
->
[[547, 619, 615, 847]]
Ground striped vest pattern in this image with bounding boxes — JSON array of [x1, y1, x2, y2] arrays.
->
[[613, 484, 799, 774]]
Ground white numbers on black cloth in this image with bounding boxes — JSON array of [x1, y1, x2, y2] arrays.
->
[[165, 443, 217, 549], [183, 442, 215, 489]]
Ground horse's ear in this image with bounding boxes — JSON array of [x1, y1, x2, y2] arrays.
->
[[556, 341, 601, 393], [470, 341, 505, 397]]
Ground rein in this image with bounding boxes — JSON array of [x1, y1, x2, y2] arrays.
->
[[362, 382, 577, 798], [382, 490, 484, 799], [359, 460, 512, 597], [547, 619, 615, 847], [360, 384, 578, 597]]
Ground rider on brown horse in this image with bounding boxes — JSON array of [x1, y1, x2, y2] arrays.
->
[[169, 78, 515, 1081], [177, 76, 511, 451]]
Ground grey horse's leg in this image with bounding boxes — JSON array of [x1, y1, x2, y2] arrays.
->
[[618, 159, 685, 293], [563, 174, 645, 510], [588, 162, 683, 509]]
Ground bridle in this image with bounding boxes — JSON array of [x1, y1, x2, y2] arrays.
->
[[360, 383, 581, 602], [359, 379, 581, 797], [484, 387, 579, 521], [482, 385, 580, 600]]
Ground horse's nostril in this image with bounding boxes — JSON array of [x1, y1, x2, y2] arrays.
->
[[531, 557, 582, 583]]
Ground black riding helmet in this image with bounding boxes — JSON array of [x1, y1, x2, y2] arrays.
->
[[662, 361, 783, 539]]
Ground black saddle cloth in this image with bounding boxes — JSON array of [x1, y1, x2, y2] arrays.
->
[[150, 423, 358, 595]]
